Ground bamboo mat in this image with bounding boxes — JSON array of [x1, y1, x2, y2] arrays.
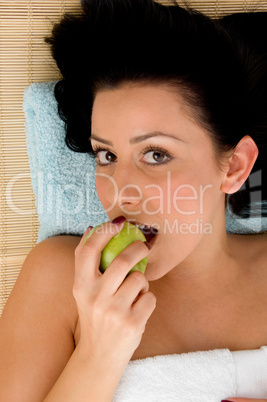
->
[[1, 0, 267, 316]]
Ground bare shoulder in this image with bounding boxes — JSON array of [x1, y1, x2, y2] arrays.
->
[[24, 234, 81, 270], [13, 234, 82, 330], [27, 234, 79, 273], [0, 235, 81, 401]]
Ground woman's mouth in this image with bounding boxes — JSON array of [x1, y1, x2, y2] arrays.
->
[[131, 222, 159, 242]]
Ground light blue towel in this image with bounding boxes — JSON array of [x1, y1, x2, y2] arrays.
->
[[23, 81, 267, 243], [23, 81, 108, 243]]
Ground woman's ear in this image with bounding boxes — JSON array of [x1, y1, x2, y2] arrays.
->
[[221, 135, 259, 194]]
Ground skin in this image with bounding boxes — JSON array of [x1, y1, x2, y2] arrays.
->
[[0, 82, 266, 401], [92, 83, 260, 284], [92, 82, 267, 397]]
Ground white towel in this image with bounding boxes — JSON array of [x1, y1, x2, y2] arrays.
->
[[232, 346, 267, 399], [113, 347, 267, 402]]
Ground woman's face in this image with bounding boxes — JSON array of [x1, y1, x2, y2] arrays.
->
[[91, 83, 227, 280]]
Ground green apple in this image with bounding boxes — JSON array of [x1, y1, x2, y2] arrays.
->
[[82, 221, 148, 274]]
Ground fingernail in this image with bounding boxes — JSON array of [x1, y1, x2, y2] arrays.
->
[[87, 225, 93, 231], [144, 241, 151, 250], [111, 215, 126, 225], [221, 400, 234, 402]]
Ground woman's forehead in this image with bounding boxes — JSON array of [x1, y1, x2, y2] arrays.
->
[[91, 83, 208, 141], [92, 83, 193, 122], [91, 85, 215, 161]]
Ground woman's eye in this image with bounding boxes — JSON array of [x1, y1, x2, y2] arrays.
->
[[142, 149, 172, 165], [94, 149, 117, 165], [92, 146, 173, 167]]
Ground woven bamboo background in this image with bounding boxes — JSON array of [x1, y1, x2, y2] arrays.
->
[[1, 0, 267, 316]]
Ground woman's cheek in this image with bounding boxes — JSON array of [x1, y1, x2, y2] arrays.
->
[[143, 175, 210, 222], [95, 174, 116, 212]]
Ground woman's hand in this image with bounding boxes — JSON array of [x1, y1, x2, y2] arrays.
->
[[73, 218, 157, 369]]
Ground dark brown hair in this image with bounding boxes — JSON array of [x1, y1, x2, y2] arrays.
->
[[45, 0, 267, 217]]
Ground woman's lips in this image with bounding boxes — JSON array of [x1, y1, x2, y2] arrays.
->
[[141, 226, 158, 242], [128, 221, 158, 242]]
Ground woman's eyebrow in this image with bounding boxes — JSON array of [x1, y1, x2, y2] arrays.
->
[[90, 131, 184, 145], [129, 131, 184, 144], [90, 134, 112, 145]]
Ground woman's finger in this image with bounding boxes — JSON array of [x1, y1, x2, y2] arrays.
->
[[113, 269, 149, 308], [101, 240, 151, 295], [131, 290, 157, 324], [74, 225, 94, 258], [75, 220, 125, 285]]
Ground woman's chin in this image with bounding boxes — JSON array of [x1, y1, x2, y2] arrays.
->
[[144, 261, 168, 281]]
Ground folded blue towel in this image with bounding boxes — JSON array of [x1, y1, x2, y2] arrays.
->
[[23, 81, 267, 243], [23, 81, 108, 243]]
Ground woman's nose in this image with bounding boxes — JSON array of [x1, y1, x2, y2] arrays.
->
[[118, 183, 143, 210], [107, 169, 143, 213]]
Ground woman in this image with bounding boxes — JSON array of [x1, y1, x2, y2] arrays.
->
[[0, 0, 266, 400]]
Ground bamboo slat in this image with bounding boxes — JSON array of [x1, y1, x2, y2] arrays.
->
[[0, 0, 80, 315]]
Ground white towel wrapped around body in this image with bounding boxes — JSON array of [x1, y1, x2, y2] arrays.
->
[[113, 347, 267, 402]]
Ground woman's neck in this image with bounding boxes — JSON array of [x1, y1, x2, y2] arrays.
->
[[151, 222, 242, 300]]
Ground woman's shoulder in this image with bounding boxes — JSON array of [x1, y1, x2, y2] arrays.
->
[[10, 234, 81, 323], [29, 234, 81, 259], [22, 234, 81, 287], [24, 234, 81, 278], [23, 234, 81, 314], [0, 235, 82, 398], [3, 234, 82, 335]]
